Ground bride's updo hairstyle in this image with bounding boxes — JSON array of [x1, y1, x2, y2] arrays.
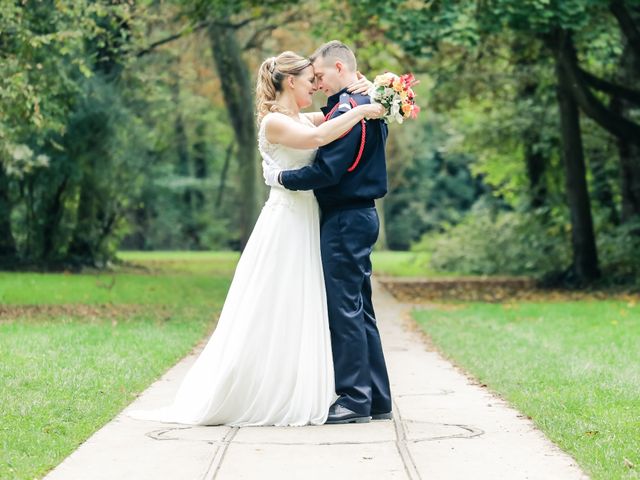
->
[[256, 51, 311, 122]]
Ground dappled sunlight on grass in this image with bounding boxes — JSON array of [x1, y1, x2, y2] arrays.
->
[[0, 251, 237, 479], [414, 301, 640, 480], [117, 250, 240, 275], [371, 250, 454, 277]]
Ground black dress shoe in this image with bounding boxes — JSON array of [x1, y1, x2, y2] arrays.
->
[[371, 411, 393, 420], [325, 404, 371, 424]]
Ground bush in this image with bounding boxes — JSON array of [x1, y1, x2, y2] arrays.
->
[[597, 218, 640, 284], [413, 205, 571, 277]]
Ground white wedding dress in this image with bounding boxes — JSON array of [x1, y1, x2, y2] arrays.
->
[[128, 113, 336, 426]]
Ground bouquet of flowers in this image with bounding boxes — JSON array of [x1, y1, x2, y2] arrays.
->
[[368, 72, 420, 124]]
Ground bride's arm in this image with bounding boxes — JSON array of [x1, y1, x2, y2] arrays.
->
[[302, 112, 325, 126], [265, 104, 383, 150]]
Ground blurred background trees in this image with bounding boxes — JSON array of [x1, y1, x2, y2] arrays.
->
[[1, 0, 639, 285]]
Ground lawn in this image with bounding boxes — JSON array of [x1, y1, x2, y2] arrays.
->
[[0, 251, 239, 480], [371, 250, 444, 277], [5, 249, 625, 480], [413, 300, 640, 480]]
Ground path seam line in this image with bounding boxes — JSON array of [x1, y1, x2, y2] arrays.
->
[[202, 426, 239, 480], [392, 398, 422, 480]]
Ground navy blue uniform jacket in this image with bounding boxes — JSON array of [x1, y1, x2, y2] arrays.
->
[[280, 88, 388, 210]]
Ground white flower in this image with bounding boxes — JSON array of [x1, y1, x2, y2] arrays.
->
[[35, 154, 50, 167], [390, 101, 400, 118], [2, 143, 51, 178], [10, 144, 33, 162]]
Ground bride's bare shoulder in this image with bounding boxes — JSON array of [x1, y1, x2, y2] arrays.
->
[[263, 112, 307, 137], [262, 112, 293, 131]]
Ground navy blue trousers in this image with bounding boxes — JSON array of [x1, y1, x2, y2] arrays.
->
[[320, 206, 392, 416]]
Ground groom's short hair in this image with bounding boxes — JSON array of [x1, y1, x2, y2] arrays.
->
[[310, 40, 357, 72]]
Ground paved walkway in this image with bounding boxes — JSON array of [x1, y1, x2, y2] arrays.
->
[[45, 281, 588, 479]]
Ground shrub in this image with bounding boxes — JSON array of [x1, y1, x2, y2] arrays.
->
[[597, 218, 640, 284], [413, 206, 571, 277]]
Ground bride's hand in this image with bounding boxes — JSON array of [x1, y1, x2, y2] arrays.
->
[[347, 71, 373, 94], [356, 103, 386, 120]]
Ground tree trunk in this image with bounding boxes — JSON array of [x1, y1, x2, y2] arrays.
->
[[521, 81, 548, 209], [512, 39, 548, 210], [614, 43, 640, 222], [207, 22, 257, 250], [216, 140, 234, 210], [68, 174, 97, 264], [42, 176, 69, 261], [174, 81, 191, 192], [193, 121, 208, 210], [524, 128, 548, 209], [552, 29, 640, 146], [0, 168, 17, 262], [553, 31, 600, 282], [172, 81, 197, 245]]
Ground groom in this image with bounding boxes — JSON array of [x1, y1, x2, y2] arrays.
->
[[263, 40, 392, 424]]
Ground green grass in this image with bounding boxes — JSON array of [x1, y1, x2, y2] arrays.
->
[[0, 251, 239, 306], [0, 251, 239, 480], [413, 301, 640, 480], [118, 250, 241, 275], [371, 250, 451, 277]]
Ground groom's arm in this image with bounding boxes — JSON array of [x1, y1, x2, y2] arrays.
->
[[280, 112, 362, 191]]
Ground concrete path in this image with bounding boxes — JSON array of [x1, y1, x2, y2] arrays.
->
[[45, 281, 588, 480]]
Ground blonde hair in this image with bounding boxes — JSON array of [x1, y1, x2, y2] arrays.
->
[[310, 40, 357, 72], [255, 51, 311, 122]]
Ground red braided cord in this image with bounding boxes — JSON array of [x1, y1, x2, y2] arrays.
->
[[323, 99, 366, 172]]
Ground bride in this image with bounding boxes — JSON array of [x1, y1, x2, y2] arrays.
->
[[127, 51, 383, 427]]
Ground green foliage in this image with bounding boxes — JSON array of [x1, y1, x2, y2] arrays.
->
[[1, 1, 249, 266], [476, 0, 608, 35], [384, 115, 487, 250], [3, 72, 154, 266], [338, 0, 640, 285], [418, 204, 572, 277], [0, 0, 126, 142], [2, 0, 638, 282], [120, 104, 244, 251], [331, 0, 480, 57], [0, 1, 155, 267], [597, 218, 640, 283]]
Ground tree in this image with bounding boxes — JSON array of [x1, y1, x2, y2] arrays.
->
[[341, 0, 640, 282], [552, 29, 600, 280], [0, 0, 100, 266], [166, 0, 302, 249], [0, 1, 155, 267]]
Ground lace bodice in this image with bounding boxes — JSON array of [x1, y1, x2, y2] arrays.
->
[[258, 113, 317, 170]]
